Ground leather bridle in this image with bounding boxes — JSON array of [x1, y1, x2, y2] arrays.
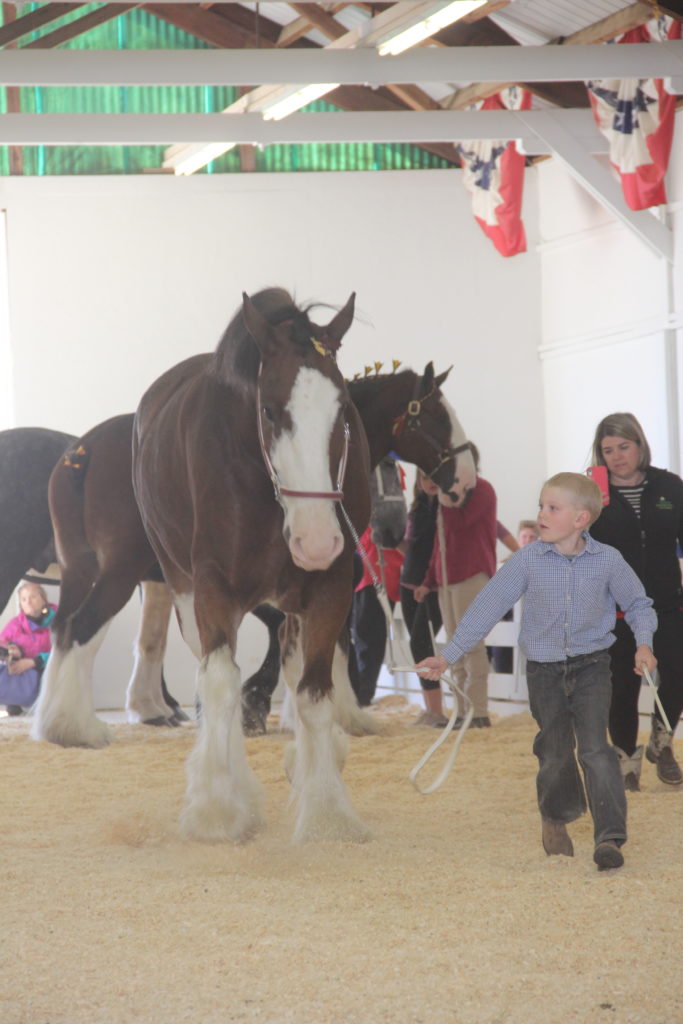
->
[[391, 384, 471, 483]]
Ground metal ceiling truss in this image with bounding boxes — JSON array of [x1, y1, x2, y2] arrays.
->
[[0, 0, 679, 260], [1, 42, 682, 85]]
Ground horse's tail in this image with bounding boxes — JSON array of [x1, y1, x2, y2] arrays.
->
[[48, 436, 99, 610]]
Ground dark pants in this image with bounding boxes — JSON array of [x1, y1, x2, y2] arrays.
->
[[400, 586, 442, 691], [349, 587, 394, 707], [608, 610, 683, 755], [526, 650, 627, 848]]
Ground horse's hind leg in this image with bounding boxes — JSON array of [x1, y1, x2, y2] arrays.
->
[[176, 591, 263, 844], [282, 618, 371, 845], [126, 580, 176, 726], [32, 566, 141, 748]]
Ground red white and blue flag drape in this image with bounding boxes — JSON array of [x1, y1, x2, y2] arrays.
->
[[456, 86, 532, 258], [587, 16, 681, 211]]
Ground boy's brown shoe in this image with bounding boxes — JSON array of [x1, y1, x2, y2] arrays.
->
[[594, 841, 624, 871], [541, 819, 574, 857]]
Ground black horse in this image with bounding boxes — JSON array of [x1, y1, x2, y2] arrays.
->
[[0, 427, 74, 611]]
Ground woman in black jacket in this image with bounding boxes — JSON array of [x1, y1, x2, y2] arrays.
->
[[591, 412, 683, 789]]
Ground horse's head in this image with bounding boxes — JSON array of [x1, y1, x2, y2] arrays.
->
[[242, 291, 356, 572], [369, 457, 407, 549], [391, 363, 476, 508]]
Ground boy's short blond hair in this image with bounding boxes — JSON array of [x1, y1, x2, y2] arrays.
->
[[543, 472, 603, 526]]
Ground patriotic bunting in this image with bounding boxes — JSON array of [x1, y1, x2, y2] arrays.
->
[[456, 86, 532, 258], [587, 17, 681, 211]]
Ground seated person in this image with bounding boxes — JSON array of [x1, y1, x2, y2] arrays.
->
[[0, 582, 56, 716]]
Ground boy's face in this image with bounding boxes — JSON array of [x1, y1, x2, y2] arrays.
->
[[537, 487, 589, 544]]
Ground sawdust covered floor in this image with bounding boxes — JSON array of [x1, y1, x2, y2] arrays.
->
[[2, 698, 683, 1024]]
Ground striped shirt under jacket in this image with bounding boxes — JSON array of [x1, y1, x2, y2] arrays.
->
[[441, 533, 656, 666]]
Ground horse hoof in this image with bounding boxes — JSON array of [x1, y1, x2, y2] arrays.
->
[[294, 810, 372, 845], [241, 704, 268, 737], [143, 715, 173, 728], [169, 706, 190, 722]]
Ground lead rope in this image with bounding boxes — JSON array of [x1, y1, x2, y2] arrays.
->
[[407, 503, 473, 794], [340, 495, 472, 795], [642, 665, 673, 735]]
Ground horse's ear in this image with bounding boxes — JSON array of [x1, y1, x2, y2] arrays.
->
[[323, 292, 356, 351], [420, 362, 435, 396], [434, 366, 453, 390], [242, 291, 276, 357]]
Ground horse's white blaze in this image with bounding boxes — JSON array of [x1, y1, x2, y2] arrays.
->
[[281, 629, 371, 843], [181, 643, 264, 843], [31, 624, 112, 748], [126, 580, 174, 723], [444, 396, 477, 501], [271, 367, 344, 571]]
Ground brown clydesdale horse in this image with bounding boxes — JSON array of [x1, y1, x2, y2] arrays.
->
[[132, 289, 371, 843]]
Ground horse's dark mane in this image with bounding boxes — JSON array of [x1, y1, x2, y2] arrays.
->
[[212, 287, 321, 386]]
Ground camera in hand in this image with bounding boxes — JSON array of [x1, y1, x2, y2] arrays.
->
[[0, 645, 11, 662]]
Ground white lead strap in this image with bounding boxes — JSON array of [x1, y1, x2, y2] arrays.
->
[[408, 698, 473, 794], [641, 665, 674, 735]]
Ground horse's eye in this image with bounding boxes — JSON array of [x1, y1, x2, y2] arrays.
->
[[262, 406, 274, 423]]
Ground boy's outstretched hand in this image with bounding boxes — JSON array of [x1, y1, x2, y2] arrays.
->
[[415, 655, 448, 681], [634, 645, 657, 677]]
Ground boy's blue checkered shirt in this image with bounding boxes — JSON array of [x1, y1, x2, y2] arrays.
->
[[441, 533, 656, 665]]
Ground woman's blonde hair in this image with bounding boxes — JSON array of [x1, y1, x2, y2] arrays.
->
[[592, 412, 651, 470], [543, 472, 603, 526]]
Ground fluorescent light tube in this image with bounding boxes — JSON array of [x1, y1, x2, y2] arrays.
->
[[377, 0, 487, 56], [261, 83, 340, 122], [172, 142, 237, 176]]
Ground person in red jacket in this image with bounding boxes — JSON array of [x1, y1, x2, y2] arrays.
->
[[415, 446, 497, 727]]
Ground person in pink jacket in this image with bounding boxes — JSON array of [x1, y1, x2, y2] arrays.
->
[[0, 582, 56, 715]]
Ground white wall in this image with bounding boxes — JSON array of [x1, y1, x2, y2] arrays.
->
[[537, 114, 683, 477], [0, 168, 543, 708]]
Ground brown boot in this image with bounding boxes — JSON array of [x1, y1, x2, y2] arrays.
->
[[541, 818, 574, 857], [593, 840, 624, 871]]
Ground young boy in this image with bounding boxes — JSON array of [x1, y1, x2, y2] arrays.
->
[[417, 472, 657, 871]]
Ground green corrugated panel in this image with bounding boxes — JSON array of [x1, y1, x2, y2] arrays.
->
[[0, 7, 454, 175]]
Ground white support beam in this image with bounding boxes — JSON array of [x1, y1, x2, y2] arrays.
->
[[516, 108, 673, 263], [0, 108, 608, 152], [0, 43, 682, 86]]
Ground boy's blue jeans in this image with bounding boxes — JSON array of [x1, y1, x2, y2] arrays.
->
[[526, 650, 627, 847]]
